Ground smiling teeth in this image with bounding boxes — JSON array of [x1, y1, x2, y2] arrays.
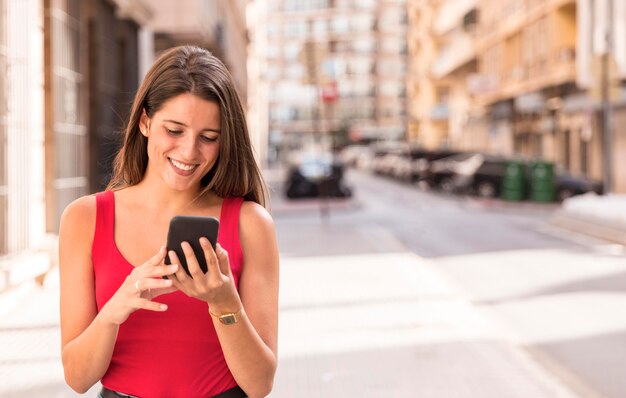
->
[[170, 158, 196, 171]]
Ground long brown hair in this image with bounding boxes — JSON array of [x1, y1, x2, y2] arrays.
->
[[107, 45, 268, 207]]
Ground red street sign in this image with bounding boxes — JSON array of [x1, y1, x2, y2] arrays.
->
[[321, 81, 338, 103]]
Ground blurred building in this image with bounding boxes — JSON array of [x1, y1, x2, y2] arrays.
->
[[264, 0, 408, 159], [474, 0, 583, 164], [0, 0, 250, 291], [246, 0, 270, 166], [407, 0, 482, 150], [147, 0, 249, 102], [408, 0, 626, 192], [0, 0, 152, 289]]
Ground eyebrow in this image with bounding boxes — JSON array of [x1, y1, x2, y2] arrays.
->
[[163, 119, 221, 133]]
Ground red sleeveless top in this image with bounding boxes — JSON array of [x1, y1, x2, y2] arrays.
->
[[92, 190, 244, 397]]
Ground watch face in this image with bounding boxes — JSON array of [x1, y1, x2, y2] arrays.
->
[[220, 314, 238, 325]]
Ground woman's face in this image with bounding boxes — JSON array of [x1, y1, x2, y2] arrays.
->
[[140, 92, 221, 192]]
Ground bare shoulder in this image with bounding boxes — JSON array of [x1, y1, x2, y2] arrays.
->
[[239, 200, 275, 231], [60, 194, 96, 225], [59, 194, 97, 239], [239, 201, 277, 256]]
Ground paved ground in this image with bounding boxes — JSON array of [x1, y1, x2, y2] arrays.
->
[[269, 221, 580, 398]]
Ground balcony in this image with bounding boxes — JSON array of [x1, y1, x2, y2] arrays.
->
[[432, 32, 476, 78], [433, 0, 477, 36]]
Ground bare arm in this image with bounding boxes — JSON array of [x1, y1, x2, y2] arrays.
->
[[59, 196, 178, 393], [168, 201, 279, 398], [59, 196, 116, 392]]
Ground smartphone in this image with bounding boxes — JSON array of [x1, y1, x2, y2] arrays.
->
[[165, 215, 219, 276]]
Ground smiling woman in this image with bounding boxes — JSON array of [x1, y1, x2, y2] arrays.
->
[[57, 46, 279, 398], [139, 94, 222, 189]]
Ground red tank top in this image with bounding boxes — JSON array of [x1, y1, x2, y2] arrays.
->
[[92, 190, 244, 397]]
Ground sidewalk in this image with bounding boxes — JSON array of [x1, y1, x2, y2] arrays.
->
[[269, 217, 579, 398], [550, 193, 626, 245]]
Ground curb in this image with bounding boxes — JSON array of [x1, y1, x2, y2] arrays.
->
[[549, 210, 626, 246]]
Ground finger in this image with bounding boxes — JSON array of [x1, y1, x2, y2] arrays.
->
[[215, 243, 232, 276], [138, 277, 174, 292], [168, 250, 192, 284], [149, 285, 178, 298], [165, 271, 186, 292], [144, 245, 167, 268], [200, 238, 222, 279], [181, 241, 204, 279], [135, 298, 168, 312], [146, 263, 179, 279]]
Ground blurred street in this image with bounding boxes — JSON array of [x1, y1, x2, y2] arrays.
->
[[2, 168, 624, 397]]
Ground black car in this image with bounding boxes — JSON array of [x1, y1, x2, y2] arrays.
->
[[284, 154, 353, 199], [415, 149, 464, 187], [451, 155, 509, 197], [427, 152, 478, 192], [555, 172, 603, 201]]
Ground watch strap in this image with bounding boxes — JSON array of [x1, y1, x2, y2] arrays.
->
[[209, 307, 243, 325]]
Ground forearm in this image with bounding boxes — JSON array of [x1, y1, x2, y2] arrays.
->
[[213, 311, 277, 398], [62, 314, 119, 393]]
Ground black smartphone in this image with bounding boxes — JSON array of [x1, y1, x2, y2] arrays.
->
[[165, 215, 219, 276]]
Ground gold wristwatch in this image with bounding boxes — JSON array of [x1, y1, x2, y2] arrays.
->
[[209, 307, 243, 325]]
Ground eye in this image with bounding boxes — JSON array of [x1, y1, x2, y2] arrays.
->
[[200, 135, 219, 143], [166, 128, 183, 136]]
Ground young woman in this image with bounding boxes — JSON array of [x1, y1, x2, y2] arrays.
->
[[58, 45, 279, 398]]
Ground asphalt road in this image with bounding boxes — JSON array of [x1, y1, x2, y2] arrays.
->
[[297, 168, 626, 398]]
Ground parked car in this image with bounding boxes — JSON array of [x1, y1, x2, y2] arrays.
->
[[443, 156, 604, 200], [370, 142, 409, 177], [426, 152, 477, 191], [414, 149, 463, 187], [284, 153, 353, 199], [449, 155, 509, 197], [339, 144, 371, 168], [555, 171, 603, 201]]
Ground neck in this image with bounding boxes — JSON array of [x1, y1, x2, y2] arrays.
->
[[131, 179, 212, 215]]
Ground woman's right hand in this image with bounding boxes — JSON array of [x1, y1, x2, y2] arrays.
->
[[99, 246, 179, 325]]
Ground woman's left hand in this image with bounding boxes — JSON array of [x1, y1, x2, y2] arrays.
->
[[167, 239, 240, 310]]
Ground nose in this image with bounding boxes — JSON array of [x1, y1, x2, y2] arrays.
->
[[179, 134, 199, 160]]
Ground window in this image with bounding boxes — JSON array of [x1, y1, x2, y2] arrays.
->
[[284, 21, 307, 38], [284, 42, 301, 60], [50, 0, 89, 232], [312, 19, 328, 39], [332, 16, 349, 33], [353, 38, 375, 53]]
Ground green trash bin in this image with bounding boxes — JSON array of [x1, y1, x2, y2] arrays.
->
[[501, 160, 526, 201], [529, 161, 555, 202]]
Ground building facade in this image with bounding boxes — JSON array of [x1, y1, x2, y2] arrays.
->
[[407, 0, 483, 150], [147, 0, 249, 102], [0, 0, 153, 290], [264, 0, 408, 159], [408, 0, 626, 192]]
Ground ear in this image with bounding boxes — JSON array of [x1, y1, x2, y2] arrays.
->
[[139, 109, 150, 137]]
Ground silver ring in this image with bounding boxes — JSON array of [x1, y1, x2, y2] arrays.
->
[[135, 279, 141, 292]]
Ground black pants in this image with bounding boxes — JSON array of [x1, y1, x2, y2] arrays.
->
[[99, 385, 247, 398]]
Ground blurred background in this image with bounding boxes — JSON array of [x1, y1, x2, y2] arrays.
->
[[1, 0, 626, 397]]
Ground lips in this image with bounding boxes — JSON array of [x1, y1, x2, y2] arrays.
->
[[168, 157, 199, 176]]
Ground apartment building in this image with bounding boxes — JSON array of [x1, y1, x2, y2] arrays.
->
[[407, 0, 484, 150], [474, 0, 624, 187], [264, 0, 408, 158], [0, 0, 152, 290], [148, 0, 249, 102]]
